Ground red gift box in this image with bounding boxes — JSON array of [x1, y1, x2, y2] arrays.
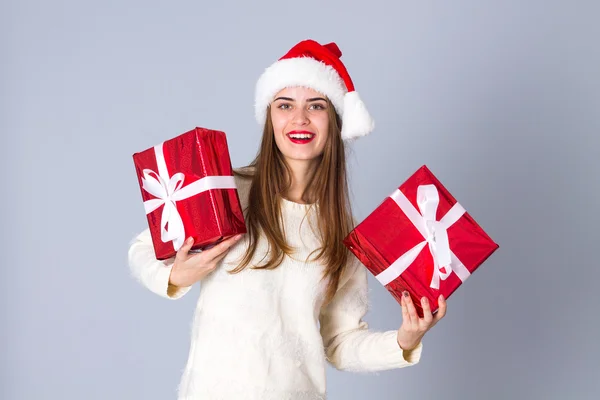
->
[[343, 165, 499, 317], [132, 127, 246, 260]]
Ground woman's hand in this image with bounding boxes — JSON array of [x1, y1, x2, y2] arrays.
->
[[396, 291, 447, 351], [168, 234, 244, 288]]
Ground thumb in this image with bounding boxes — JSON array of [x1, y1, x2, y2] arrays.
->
[[176, 237, 195, 259]]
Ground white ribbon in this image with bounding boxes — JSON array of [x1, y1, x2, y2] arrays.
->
[[141, 143, 237, 252], [375, 184, 471, 289]]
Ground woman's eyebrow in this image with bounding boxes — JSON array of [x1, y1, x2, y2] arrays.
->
[[272, 97, 327, 102]]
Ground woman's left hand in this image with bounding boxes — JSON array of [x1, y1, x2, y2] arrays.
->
[[396, 291, 447, 351]]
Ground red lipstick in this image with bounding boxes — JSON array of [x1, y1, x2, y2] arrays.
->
[[286, 130, 316, 144]]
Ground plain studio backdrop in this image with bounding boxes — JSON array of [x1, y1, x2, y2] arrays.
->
[[2, 1, 598, 399]]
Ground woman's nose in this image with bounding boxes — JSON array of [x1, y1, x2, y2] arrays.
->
[[292, 108, 309, 125]]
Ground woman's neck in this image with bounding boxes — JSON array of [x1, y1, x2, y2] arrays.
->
[[284, 159, 319, 204]]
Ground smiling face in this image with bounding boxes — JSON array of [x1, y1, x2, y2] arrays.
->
[[270, 86, 330, 167]]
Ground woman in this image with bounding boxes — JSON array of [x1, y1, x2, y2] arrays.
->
[[128, 39, 447, 400]]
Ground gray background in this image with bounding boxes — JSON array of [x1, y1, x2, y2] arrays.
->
[[2, 0, 599, 399]]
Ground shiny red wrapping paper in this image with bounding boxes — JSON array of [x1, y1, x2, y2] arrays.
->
[[343, 165, 499, 317], [132, 127, 246, 260]]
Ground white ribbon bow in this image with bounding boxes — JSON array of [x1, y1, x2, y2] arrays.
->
[[141, 143, 237, 252], [375, 184, 471, 289]]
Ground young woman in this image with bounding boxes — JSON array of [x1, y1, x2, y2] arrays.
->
[[128, 39, 447, 400]]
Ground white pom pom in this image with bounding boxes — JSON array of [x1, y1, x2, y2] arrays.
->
[[341, 91, 375, 140]]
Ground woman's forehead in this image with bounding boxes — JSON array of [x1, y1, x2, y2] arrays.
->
[[273, 86, 327, 100]]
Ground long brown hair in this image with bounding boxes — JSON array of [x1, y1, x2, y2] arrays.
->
[[230, 98, 355, 307]]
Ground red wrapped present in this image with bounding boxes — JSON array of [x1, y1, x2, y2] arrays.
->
[[132, 127, 246, 260], [343, 165, 499, 317]]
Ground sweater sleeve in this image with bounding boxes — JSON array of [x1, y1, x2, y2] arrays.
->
[[319, 256, 423, 372], [127, 228, 193, 299]]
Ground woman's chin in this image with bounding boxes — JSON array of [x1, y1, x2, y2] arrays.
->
[[283, 153, 323, 164]]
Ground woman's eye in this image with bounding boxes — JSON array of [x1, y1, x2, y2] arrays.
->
[[278, 103, 291, 110], [309, 104, 325, 110]]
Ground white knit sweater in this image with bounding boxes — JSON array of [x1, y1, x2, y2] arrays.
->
[[128, 174, 423, 400]]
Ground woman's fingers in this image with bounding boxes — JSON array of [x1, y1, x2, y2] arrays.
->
[[403, 291, 418, 326], [433, 294, 447, 323], [202, 234, 244, 262], [421, 296, 433, 326], [401, 294, 410, 323], [210, 243, 236, 265]]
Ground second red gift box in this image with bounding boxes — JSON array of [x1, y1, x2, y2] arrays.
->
[[343, 165, 499, 317]]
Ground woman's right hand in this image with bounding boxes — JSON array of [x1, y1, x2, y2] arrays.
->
[[168, 234, 244, 288]]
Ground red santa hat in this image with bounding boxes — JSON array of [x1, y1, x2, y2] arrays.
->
[[255, 39, 375, 141]]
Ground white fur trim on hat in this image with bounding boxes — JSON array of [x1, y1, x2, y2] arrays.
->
[[341, 91, 375, 140]]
